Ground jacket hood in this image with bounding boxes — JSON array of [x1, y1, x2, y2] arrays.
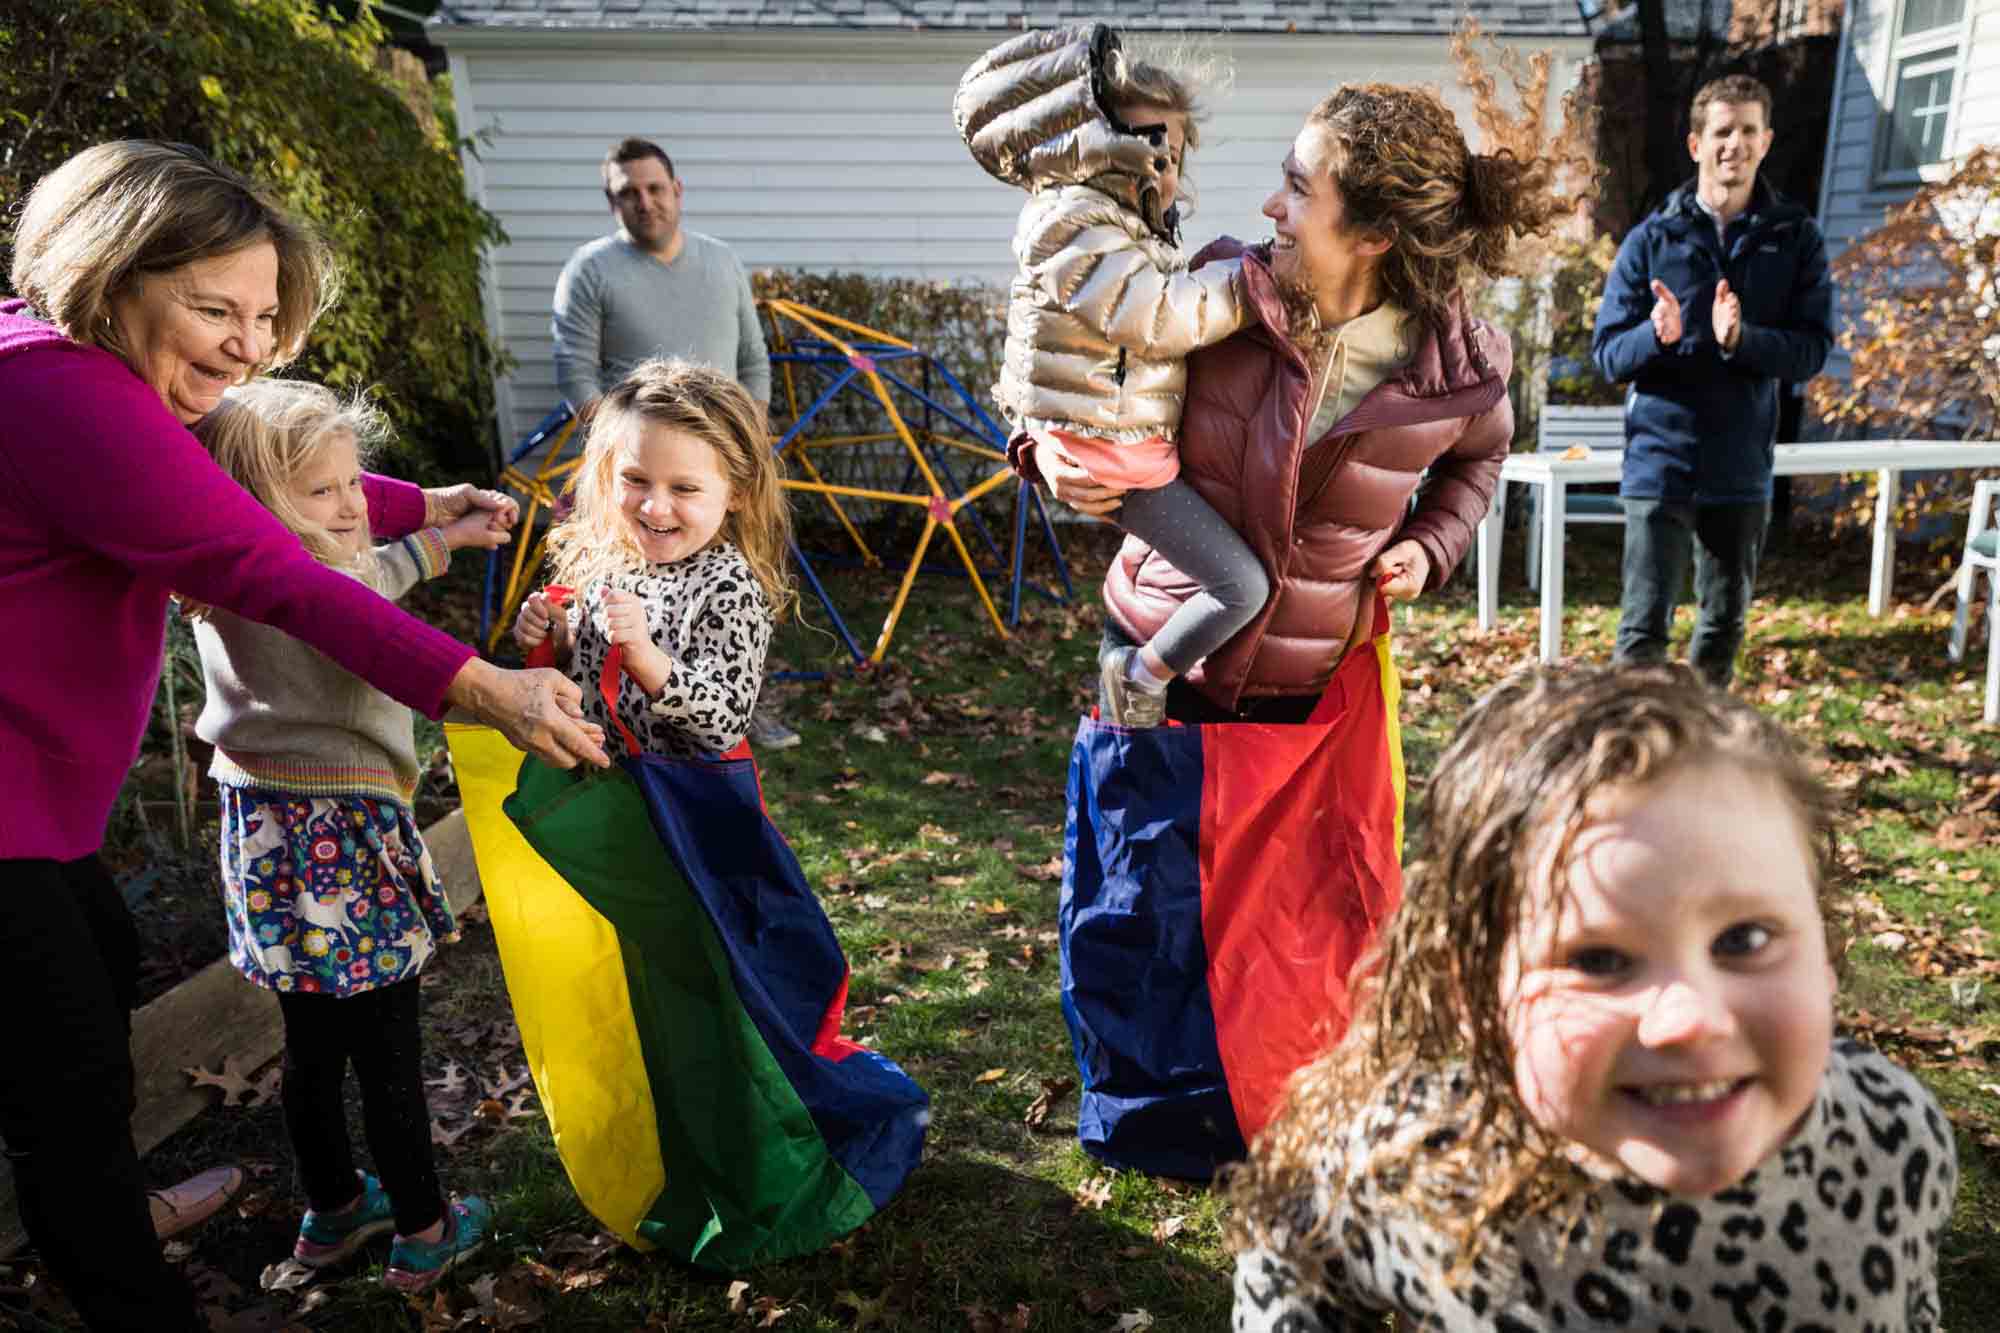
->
[[954, 23, 1179, 238]]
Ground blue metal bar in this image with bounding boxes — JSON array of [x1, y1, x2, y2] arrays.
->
[[1030, 481, 1077, 601], [924, 358, 1015, 448], [876, 367, 998, 447], [789, 537, 865, 664], [504, 402, 577, 467], [1008, 475, 1031, 626], [774, 367, 859, 451]]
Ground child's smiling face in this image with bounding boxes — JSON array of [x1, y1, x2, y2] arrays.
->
[[616, 420, 736, 565], [287, 430, 367, 561], [1500, 758, 1835, 1197]]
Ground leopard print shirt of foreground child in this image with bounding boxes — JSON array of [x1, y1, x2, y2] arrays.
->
[[1233, 1040, 1956, 1332]]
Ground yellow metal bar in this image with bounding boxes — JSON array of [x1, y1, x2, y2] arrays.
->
[[766, 299, 915, 351], [765, 303, 857, 359], [786, 442, 877, 566], [795, 433, 903, 448], [862, 370, 949, 499], [937, 515, 1009, 640], [781, 480, 928, 506], [874, 518, 939, 662], [491, 530, 551, 655], [922, 434, 1009, 462], [949, 466, 1017, 513]]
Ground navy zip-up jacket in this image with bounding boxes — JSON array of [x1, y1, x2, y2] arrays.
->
[[1592, 178, 1834, 503]]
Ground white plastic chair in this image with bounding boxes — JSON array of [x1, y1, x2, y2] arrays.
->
[[1527, 405, 1627, 590], [1947, 478, 1999, 723]]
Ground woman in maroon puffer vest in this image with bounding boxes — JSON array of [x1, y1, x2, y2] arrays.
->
[[1021, 71, 1596, 722]]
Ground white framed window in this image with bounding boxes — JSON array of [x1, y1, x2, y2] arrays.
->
[[1875, 0, 1968, 184]]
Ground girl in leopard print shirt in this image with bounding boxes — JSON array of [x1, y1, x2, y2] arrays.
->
[[513, 359, 794, 757], [1227, 664, 1957, 1332]]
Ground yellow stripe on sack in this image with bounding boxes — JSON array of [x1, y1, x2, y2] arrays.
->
[[444, 724, 665, 1249], [1374, 624, 1406, 857]]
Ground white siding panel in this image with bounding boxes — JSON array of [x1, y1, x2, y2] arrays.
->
[[452, 31, 1590, 442]]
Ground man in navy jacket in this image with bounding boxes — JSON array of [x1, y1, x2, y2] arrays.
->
[[1592, 74, 1833, 685]]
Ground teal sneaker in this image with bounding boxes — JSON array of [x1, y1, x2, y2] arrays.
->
[[293, 1172, 395, 1268], [383, 1196, 492, 1293]]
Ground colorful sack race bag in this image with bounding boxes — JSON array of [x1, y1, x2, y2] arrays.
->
[[1059, 586, 1404, 1179], [446, 598, 928, 1266]]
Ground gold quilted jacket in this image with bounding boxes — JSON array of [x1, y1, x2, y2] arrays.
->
[[954, 24, 1249, 444]]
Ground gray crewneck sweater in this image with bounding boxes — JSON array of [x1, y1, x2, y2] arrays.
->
[[551, 229, 773, 408], [193, 530, 450, 805]]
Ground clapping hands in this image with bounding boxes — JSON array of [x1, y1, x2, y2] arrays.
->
[[1650, 278, 1741, 354]]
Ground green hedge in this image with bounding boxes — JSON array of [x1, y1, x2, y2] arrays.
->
[[0, 0, 505, 482]]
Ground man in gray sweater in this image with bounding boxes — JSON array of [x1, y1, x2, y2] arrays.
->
[[553, 138, 772, 411], [551, 137, 795, 747]]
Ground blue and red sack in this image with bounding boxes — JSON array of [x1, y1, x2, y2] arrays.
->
[[1058, 589, 1405, 1178]]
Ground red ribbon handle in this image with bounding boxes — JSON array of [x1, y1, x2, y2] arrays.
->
[[523, 584, 642, 759]]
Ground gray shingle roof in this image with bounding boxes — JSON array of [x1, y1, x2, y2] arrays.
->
[[431, 1, 1592, 37]]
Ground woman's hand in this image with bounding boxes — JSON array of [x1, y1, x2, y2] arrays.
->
[[446, 657, 608, 769], [439, 507, 512, 552], [512, 590, 571, 660], [425, 483, 519, 532], [1028, 439, 1127, 519], [602, 589, 673, 696], [1370, 539, 1431, 601]]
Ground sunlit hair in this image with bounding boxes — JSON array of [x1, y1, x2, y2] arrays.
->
[[1691, 74, 1773, 136], [1225, 663, 1844, 1278], [193, 379, 386, 567], [545, 358, 796, 620], [1295, 21, 1598, 331], [10, 140, 337, 372], [1102, 43, 1225, 217]]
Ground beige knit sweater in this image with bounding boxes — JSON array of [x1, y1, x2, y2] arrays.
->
[[193, 529, 450, 806]]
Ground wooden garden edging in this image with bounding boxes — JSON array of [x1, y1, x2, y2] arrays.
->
[[0, 808, 484, 1257]]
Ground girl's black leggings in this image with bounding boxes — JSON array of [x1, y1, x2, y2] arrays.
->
[[276, 978, 445, 1236]]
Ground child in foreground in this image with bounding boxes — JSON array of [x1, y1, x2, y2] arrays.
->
[[1228, 663, 1957, 1331], [956, 25, 1264, 728], [512, 358, 793, 756], [190, 381, 510, 1291]]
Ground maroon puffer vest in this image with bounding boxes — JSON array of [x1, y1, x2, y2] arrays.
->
[[1102, 239, 1513, 710]]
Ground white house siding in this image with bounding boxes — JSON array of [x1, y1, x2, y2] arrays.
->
[[1817, 0, 2000, 383], [440, 28, 1587, 445]]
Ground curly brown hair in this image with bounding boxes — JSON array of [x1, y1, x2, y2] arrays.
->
[[1304, 22, 1598, 328], [1224, 663, 1845, 1279]]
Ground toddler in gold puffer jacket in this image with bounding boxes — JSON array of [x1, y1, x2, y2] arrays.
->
[[955, 23, 1263, 728]]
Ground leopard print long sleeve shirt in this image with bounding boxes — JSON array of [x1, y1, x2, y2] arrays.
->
[[1232, 1041, 1956, 1332], [564, 542, 773, 759]]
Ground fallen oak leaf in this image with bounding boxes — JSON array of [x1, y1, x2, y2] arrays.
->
[[185, 1054, 271, 1109], [1111, 1311, 1155, 1331], [751, 1294, 791, 1325], [727, 1279, 752, 1314], [1074, 1175, 1114, 1211], [1024, 1076, 1075, 1130], [1151, 1214, 1187, 1244], [974, 1067, 1008, 1085]]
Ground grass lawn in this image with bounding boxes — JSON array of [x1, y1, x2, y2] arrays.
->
[[9, 513, 1997, 1331]]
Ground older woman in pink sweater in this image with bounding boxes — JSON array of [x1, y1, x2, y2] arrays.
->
[[0, 141, 607, 1330]]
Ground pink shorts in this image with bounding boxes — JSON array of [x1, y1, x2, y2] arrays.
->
[[1027, 426, 1179, 491]]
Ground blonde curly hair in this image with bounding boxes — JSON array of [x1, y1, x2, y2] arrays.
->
[[1224, 664, 1845, 1279], [545, 358, 795, 620]]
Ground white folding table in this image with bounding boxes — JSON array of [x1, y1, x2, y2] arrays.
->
[[1474, 440, 2000, 663]]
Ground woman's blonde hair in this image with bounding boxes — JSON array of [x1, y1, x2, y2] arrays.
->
[[545, 359, 796, 619], [193, 379, 387, 567], [9, 140, 337, 371], [1225, 663, 1844, 1279], [1298, 22, 1598, 329]]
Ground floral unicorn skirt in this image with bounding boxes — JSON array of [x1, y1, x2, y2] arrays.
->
[[218, 788, 459, 996]]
